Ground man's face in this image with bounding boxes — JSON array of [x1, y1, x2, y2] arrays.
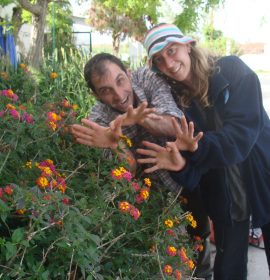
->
[[92, 62, 134, 113]]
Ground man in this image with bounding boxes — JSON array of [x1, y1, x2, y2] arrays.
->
[[70, 53, 212, 279]]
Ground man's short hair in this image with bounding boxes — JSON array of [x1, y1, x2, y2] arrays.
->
[[84, 53, 127, 93]]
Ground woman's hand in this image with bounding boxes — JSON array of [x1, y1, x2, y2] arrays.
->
[[136, 140, 186, 173], [172, 116, 203, 152]]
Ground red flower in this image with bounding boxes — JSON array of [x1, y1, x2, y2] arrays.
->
[[62, 198, 70, 205], [4, 185, 14, 195]]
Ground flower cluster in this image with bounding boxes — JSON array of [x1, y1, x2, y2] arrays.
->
[[34, 159, 67, 193], [160, 208, 203, 279], [0, 89, 34, 124], [45, 99, 77, 132], [111, 166, 152, 221], [19, 63, 31, 75], [50, 72, 58, 79], [0, 71, 9, 80]]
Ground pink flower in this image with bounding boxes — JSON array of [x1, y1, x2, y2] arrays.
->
[[130, 206, 141, 220], [21, 112, 34, 124], [135, 194, 144, 204], [9, 109, 20, 119], [123, 171, 132, 181], [12, 93, 19, 102], [131, 182, 140, 192]]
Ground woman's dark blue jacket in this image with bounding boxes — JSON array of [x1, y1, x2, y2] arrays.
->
[[170, 55, 270, 228]]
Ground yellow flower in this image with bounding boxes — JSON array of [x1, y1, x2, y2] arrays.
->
[[188, 260, 195, 270], [0, 71, 9, 80], [36, 176, 49, 189], [16, 209, 26, 215], [72, 104, 78, 110], [186, 213, 194, 222], [6, 104, 15, 110], [144, 178, 151, 187], [120, 135, 132, 147], [118, 201, 131, 212], [164, 219, 174, 228], [24, 161, 32, 168], [49, 121, 57, 131], [191, 220, 197, 228], [50, 72, 58, 79], [19, 63, 26, 69], [140, 189, 150, 200]]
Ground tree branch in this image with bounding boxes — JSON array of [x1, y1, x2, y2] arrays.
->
[[17, 0, 43, 16]]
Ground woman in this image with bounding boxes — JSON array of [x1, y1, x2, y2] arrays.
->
[[137, 23, 270, 280]]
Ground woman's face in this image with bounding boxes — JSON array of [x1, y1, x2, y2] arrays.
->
[[152, 43, 192, 84]]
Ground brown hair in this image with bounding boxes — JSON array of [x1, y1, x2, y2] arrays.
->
[[180, 45, 217, 108]]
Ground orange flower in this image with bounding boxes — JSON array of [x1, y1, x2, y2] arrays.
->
[[139, 188, 150, 200], [174, 269, 182, 280], [166, 246, 177, 257], [36, 176, 49, 189], [118, 201, 131, 213], [163, 264, 173, 276], [16, 209, 26, 215], [187, 260, 195, 270], [6, 104, 15, 110], [50, 72, 58, 79], [19, 63, 26, 69]]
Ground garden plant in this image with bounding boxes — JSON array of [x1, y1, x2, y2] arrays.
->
[[0, 50, 203, 280]]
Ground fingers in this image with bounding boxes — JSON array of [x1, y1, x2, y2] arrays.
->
[[194, 131, 203, 142], [166, 141, 179, 153], [137, 157, 157, 164], [180, 116, 188, 134], [136, 148, 157, 157], [172, 117, 183, 136], [143, 165, 159, 173], [140, 141, 166, 152]]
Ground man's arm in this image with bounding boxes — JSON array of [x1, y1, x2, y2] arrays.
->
[[70, 117, 137, 174]]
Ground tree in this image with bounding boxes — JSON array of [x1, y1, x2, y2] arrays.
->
[[17, 0, 53, 68], [87, 0, 225, 53], [88, 0, 160, 54]]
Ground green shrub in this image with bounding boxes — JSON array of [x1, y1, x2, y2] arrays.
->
[[0, 55, 201, 279]]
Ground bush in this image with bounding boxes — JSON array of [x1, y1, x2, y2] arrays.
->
[[0, 55, 202, 279]]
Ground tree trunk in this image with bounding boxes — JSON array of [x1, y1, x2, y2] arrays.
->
[[28, 0, 48, 68], [112, 31, 121, 54], [18, 0, 51, 68]]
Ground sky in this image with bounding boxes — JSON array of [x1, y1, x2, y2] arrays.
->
[[70, 0, 270, 44], [214, 0, 270, 43]]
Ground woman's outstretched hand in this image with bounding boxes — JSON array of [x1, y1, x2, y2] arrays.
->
[[136, 140, 186, 173], [173, 116, 203, 152]]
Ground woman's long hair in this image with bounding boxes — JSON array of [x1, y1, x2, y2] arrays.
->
[[180, 45, 217, 108]]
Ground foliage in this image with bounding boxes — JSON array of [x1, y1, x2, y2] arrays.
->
[[44, 1, 75, 61], [202, 24, 242, 56], [174, 0, 223, 33], [88, 0, 160, 53], [0, 53, 202, 279]]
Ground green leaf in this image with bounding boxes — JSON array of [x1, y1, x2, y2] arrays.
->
[[5, 242, 17, 260], [12, 228, 25, 243]]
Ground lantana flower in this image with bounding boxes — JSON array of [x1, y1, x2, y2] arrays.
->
[[163, 264, 173, 276], [50, 72, 58, 79], [144, 178, 151, 187], [166, 245, 177, 257], [164, 219, 174, 228]]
